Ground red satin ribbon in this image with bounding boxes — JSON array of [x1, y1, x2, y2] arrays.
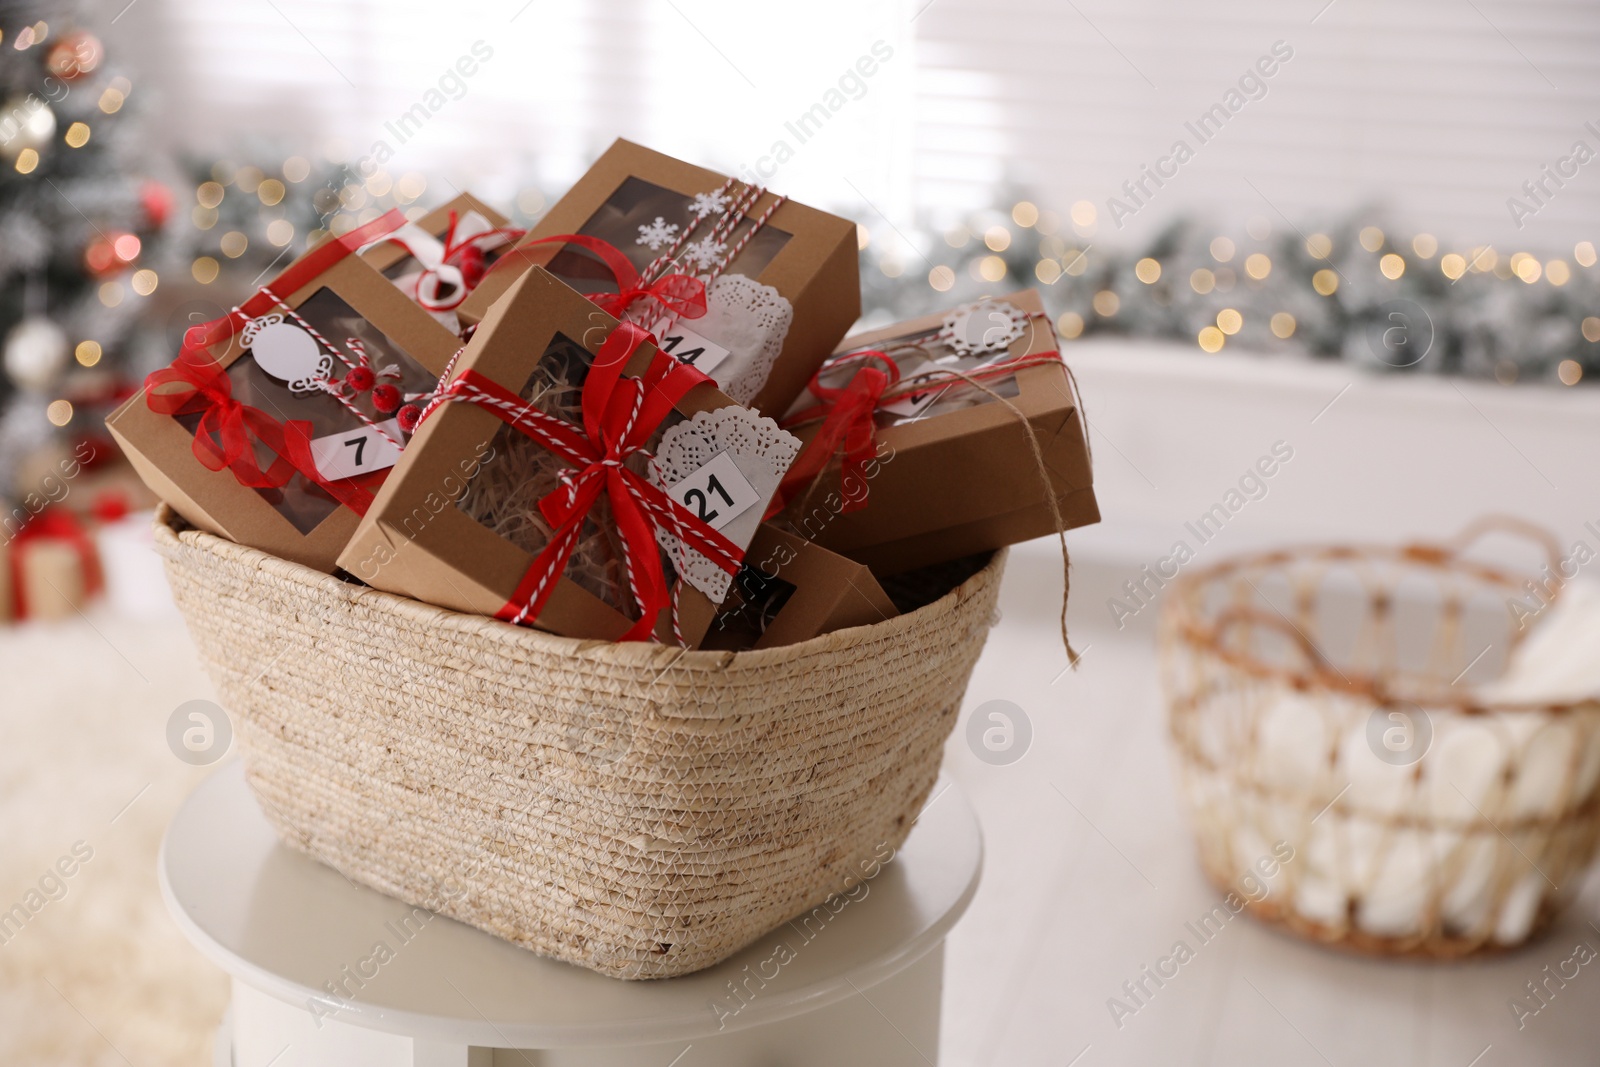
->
[[144, 351, 297, 489], [771, 350, 899, 517], [144, 352, 377, 515], [10, 507, 103, 619], [441, 322, 743, 641], [177, 211, 409, 361], [486, 233, 707, 324], [773, 347, 1067, 516], [144, 211, 409, 514]]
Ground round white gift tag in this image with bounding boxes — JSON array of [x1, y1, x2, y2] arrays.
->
[[250, 321, 323, 383]]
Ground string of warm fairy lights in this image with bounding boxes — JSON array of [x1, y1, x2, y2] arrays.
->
[[859, 199, 1600, 387]]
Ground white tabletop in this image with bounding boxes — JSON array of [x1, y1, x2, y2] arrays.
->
[[159, 760, 982, 1049]]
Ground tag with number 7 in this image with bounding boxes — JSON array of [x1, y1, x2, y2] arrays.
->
[[309, 420, 406, 482]]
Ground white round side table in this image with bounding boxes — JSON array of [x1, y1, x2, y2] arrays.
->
[[160, 761, 983, 1067]]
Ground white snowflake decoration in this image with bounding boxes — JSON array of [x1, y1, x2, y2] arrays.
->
[[636, 216, 680, 251], [689, 190, 730, 221], [681, 236, 727, 272]]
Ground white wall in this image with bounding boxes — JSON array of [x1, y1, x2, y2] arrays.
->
[[1064, 338, 1600, 568], [913, 0, 1600, 252]]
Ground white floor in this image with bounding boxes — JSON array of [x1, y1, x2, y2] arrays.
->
[[0, 604, 228, 1067], [2, 540, 1598, 1066], [937, 541, 1600, 1067]]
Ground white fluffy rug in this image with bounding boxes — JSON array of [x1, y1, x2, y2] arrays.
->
[[0, 610, 228, 1066]]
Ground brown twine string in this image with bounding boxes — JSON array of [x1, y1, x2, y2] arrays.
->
[[791, 357, 1082, 667], [909, 364, 1078, 667]]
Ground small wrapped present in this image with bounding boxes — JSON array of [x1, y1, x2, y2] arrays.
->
[[358, 192, 522, 334], [8, 507, 103, 621], [106, 212, 465, 571], [340, 265, 802, 645], [459, 139, 860, 416], [776, 290, 1099, 574], [703, 522, 897, 650]]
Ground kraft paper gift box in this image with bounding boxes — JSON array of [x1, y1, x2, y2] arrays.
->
[[777, 290, 1100, 575], [359, 191, 520, 334], [339, 266, 801, 646], [107, 213, 465, 572], [702, 522, 898, 651], [457, 138, 860, 418], [7, 508, 102, 621]]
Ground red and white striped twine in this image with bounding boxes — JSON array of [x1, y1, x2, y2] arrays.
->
[[256, 289, 406, 449]]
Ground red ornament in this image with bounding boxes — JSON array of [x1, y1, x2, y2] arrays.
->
[[84, 231, 140, 276], [46, 31, 104, 81], [83, 238, 117, 277], [344, 366, 375, 392], [397, 404, 422, 434], [371, 383, 401, 414], [140, 181, 174, 229]]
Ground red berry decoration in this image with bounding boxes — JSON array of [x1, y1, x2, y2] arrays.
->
[[344, 366, 376, 392], [396, 404, 423, 434], [371, 383, 401, 414], [454, 245, 488, 288]]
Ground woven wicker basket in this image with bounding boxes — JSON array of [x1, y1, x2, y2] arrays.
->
[[1160, 517, 1600, 959], [153, 505, 1003, 979]]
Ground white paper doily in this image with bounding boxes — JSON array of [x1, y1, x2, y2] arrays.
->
[[690, 273, 793, 408], [649, 406, 799, 602], [941, 297, 1029, 358]]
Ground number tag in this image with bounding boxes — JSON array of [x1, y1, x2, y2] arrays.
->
[[879, 372, 950, 420], [667, 450, 761, 531], [648, 320, 732, 377], [309, 419, 405, 482]]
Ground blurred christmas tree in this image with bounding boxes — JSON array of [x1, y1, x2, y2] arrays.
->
[[0, 0, 172, 500]]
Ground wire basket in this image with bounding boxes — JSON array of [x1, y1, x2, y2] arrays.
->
[[1160, 517, 1600, 958]]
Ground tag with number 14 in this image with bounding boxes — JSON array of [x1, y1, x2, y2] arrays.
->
[[648, 319, 732, 377]]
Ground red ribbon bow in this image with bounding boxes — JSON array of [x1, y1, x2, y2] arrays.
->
[[489, 233, 708, 325], [771, 350, 899, 516], [143, 351, 376, 515], [144, 350, 297, 489], [773, 344, 1069, 516], [442, 322, 743, 641]]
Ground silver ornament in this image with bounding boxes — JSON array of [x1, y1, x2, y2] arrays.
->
[[4, 316, 71, 390], [0, 94, 56, 158]]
